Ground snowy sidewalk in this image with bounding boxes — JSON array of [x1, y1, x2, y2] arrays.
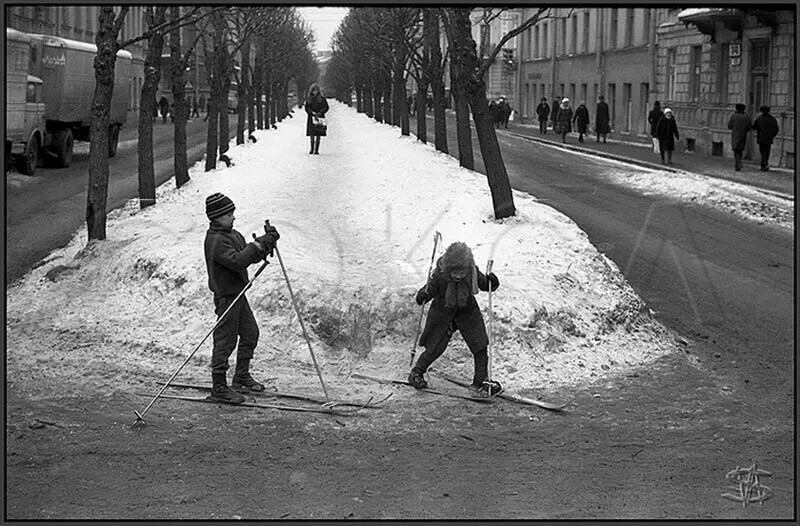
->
[[6, 101, 677, 401]]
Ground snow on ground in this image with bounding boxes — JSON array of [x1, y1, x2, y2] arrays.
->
[[7, 101, 683, 403]]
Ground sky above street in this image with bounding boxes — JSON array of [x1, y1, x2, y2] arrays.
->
[[296, 6, 349, 51]]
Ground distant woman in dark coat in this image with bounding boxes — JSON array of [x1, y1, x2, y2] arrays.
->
[[572, 101, 590, 142], [655, 107, 680, 164], [305, 83, 329, 155], [595, 95, 610, 143]]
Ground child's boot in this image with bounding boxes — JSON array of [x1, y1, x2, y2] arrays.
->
[[232, 359, 266, 392], [210, 372, 245, 404], [408, 368, 428, 390]]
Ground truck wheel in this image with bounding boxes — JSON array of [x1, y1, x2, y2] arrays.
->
[[108, 124, 120, 158], [17, 135, 39, 176], [55, 129, 74, 168]]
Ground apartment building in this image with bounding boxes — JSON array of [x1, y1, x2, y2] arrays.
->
[[470, 8, 521, 110], [517, 7, 658, 142], [662, 8, 795, 168]]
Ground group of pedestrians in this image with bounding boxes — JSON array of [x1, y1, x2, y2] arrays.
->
[[156, 95, 205, 123], [646, 100, 779, 171], [534, 95, 610, 144], [489, 97, 513, 129]]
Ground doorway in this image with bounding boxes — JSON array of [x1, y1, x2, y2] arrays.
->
[[747, 40, 770, 160]]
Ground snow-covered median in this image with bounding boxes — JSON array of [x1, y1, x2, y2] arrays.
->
[[6, 101, 677, 401]]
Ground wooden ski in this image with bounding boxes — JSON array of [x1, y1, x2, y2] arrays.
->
[[351, 372, 495, 404], [135, 392, 367, 416], [438, 373, 568, 411]]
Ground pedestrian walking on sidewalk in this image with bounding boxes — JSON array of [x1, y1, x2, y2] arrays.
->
[[595, 95, 610, 143], [191, 97, 200, 119], [536, 97, 550, 134], [556, 98, 573, 143], [498, 97, 511, 128], [408, 242, 500, 397], [552, 97, 562, 134], [573, 101, 590, 143], [655, 108, 680, 165], [305, 83, 329, 155], [648, 101, 664, 154], [489, 100, 500, 128], [203, 193, 281, 404], [751, 106, 780, 171], [159, 96, 170, 124], [728, 103, 752, 171]]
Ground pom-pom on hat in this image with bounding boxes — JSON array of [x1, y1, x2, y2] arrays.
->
[[206, 193, 235, 220]]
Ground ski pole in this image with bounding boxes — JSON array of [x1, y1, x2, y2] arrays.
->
[[410, 231, 442, 367], [485, 259, 494, 383], [132, 256, 270, 428], [271, 242, 330, 402]]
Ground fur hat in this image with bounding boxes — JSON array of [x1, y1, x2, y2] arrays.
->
[[206, 193, 235, 220], [438, 242, 474, 275]]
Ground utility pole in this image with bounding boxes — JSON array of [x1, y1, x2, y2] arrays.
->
[[596, 8, 605, 98]]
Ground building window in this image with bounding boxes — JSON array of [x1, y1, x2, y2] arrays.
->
[[570, 83, 576, 103], [527, 27, 533, 60], [666, 47, 677, 101], [625, 8, 634, 47], [715, 43, 730, 103], [609, 9, 618, 49], [608, 83, 616, 129], [534, 25, 539, 58], [640, 83, 650, 133], [690, 45, 702, 101], [643, 9, 651, 44], [580, 83, 587, 105], [583, 11, 591, 53], [542, 22, 548, 58], [559, 83, 565, 98], [560, 18, 566, 55], [623, 83, 632, 131], [571, 14, 577, 54]]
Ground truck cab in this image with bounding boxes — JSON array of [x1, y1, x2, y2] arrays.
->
[[6, 29, 46, 175]]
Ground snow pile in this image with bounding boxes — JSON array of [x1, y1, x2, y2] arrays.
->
[[6, 102, 678, 401]]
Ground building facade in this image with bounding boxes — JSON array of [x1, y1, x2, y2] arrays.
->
[[663, 8, 795, 168], [517, 7, 658, 141], [470, 8, 521, 110]]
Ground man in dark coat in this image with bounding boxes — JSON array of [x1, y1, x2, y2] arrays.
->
[[203, 193, 280, 404], [727, 103, 752, 171], [595, 95, 610, 143], [305, 83, 329, 154], [751, 106, 780, 171], [655, 108, 680, 164], [648, 100, 664, 155], [409, 242, 500, 397], [572, 101, 590, 142], [535, 97, 550, 134], [158, 96, 170, 124], [551, 96, 562, 134], [488, 100, 500, 128], [497, 97, 511, 128]]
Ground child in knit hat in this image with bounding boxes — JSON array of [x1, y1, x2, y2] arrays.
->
[[203, 193, 280, 404], [409, 242, 501, 397]]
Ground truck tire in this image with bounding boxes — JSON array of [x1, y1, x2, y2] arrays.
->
[[55, 129, 74, 168], [17, 135, 39, 176], [108, 124, 120, 158]]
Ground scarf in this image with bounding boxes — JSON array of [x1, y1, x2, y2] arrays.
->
[[444, 264, 478, 309]]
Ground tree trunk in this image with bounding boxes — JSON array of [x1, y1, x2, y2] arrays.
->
[[356, 85, 363, 113], [219, 74, 230, 157], [137, 7, 165, 210], [451, 8, 516, 219], [372, 82, 382, 123], [450, 64, 473, 170], [415, 82, 428, 143], [86, 7, 126, 241], [237, 39, 250, 145], [255, 56, 264, 129], [428, 9, 448, 154], [382, 81, 392, 127], [264, 71, 272, 128], [170, 6, 189, 188]]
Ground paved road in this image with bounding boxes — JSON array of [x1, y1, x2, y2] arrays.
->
[[5, 116, 237, 285], [419, 112, 793, 408]]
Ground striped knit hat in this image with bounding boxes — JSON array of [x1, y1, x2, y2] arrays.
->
[[205, 193, 235, 220]]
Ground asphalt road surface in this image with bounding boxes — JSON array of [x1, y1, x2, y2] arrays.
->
[[5, 115, 237, 286], [419, 112, 793, 412]]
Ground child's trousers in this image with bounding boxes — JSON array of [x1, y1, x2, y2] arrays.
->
[[211, 295, 259, 375]]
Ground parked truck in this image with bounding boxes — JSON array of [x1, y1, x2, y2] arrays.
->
[[5, 27, 132, 175]]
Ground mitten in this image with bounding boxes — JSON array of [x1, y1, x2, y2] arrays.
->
[[415, 288, 429, 305], [488, 273, 500, 291]]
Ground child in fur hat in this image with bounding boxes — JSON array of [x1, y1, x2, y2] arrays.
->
[[203, 193, 280, 404], [409, 242, 500, 396]]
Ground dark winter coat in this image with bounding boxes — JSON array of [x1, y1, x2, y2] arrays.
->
[[204, 223, 264, 298], [305, 96, 329, 137], [497, 100, 511, 121], [557, 106, 573, 134], [536, 102, 550, 121], [573, 105, 590, 134], [648, 107, 664, 137], [655, 116, 679, 152], [551, 102, 561, 126], [417, 265, 495, 353], [595, 101, 611, 134], [727, 111, 752, 151], [752, 113, 780, 145], [488, 101, 500, 124]]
